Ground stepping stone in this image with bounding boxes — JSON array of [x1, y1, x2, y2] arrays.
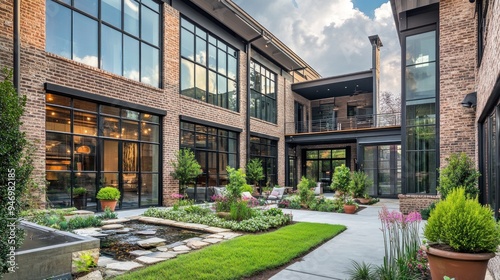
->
[[107, 261, 143, 271], [104, 270, 125, 277], [71, 210, 95, 215], [186, 240, 209, 249], [136, 230, 156, 235], [172, 250, 189, 255], [89, 233, 109, 238], [101, 218, 129, 225], [137, 237, 167, 248], [172, 245, 191, 252], [204, 227, 231, 233], [221, 232, 242, 240], [75, 270, 103, 280], [165, 241, 185, 249], [184, 237, 203, 242], [115, 228, 132, 234], [97, 256, 116, 267], [202, 238, 222, 244], [156, 246, 170, 252], [147, 252, 177, 260], [129, 250, 153, 257], [206, 234, 223, 239], [135, 256, 165, 265], [102, 224, 124, 230]]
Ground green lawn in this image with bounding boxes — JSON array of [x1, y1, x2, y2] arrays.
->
[[116, 222, 346, 280]]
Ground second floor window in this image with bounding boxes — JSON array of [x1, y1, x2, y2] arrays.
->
[[180, 18, 238, 111], [250, 60, 277, 123], [45, 0, 161, 87]]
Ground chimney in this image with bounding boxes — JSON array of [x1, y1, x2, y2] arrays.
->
[[369, 35, 383, 115]]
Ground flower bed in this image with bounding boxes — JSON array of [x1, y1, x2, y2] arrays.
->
[[143, 206, 292, 233]]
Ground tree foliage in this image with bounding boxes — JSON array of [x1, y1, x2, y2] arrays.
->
[[170, 148, 202, 194], [245, 158, 264, 186], [437, 152, 480, 199], [0, 68, 32, 274]]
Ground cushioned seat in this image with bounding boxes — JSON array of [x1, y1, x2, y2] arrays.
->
[[267, 187, 285, 203]]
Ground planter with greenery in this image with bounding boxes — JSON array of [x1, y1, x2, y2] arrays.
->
[[423, 187, 500, 280], [245, 158, 264, 194], [331, 164, 352, 203], [297, 176, 315, 207], [170, 148, 202, 197], [437, 152, 481, 199], [96, 186, 121, 211], [70, 187, 87, 210]]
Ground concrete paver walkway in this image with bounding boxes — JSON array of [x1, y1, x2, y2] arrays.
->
[[270, 199, 399, 280]]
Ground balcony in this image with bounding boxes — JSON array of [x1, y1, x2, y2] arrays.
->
[[286, 113, 401, 135]]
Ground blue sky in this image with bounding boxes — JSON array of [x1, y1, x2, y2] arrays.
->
[[233, 0, 401, 96], [352, 0, 390, 17]]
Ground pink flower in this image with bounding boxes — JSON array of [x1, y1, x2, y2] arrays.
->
[[170, 193, 184, 199]]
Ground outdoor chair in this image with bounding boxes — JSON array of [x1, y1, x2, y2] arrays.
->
[[267, 187, 285, 204]]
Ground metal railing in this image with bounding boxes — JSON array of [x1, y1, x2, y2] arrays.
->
[[286, 113, 401, 134]]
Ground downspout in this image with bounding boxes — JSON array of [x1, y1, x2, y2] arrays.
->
[[14, 0, 20, 92]]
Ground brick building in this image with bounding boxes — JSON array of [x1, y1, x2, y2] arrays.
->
[[1, 0, 407, 211], [390, 0, 500, 217]]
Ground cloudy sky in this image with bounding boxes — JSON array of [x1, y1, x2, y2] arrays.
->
[[232, 0, 401, 96]]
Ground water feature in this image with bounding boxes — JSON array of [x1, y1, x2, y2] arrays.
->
[[100, 221, 203, 260]]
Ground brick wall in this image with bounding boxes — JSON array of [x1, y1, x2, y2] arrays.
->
[[398, 194, 440, 214], [0, 0, 318, 207], [439, 0, 477, 164]]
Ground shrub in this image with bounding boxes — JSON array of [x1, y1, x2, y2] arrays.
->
[[98, 207, 118, 220], [350, 171, 371, 198], [96, 186, 120, 200], [438, 152, 481, 199], [73, 253, 97, 273], [297, 176, 315, 205], [331, 164, 351, 201], [245, 158, 264, 186], [424, 187, 500, 253], [226, 166, 246, 203], [170, 148, 202, 195], [263, 208, 283, 217], [419, 202, 436, 220], [0, 68, 33, 274], [229, 200, 254, 221], [240, 184, 253, 194]]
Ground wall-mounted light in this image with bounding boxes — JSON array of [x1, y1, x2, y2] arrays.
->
[[265, 40, 272, 48], [461, 92, 477, 108]]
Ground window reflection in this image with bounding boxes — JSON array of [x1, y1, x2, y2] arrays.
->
[[250, 60, 277, 123]]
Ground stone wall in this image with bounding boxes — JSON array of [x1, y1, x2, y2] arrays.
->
[[398, 194, 440, 214]]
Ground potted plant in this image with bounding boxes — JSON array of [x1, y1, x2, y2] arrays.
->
[[422, 187, 500, 280], [358, 193, 371, 205], [245, 158, 264, 194], [343, 197, 357, 214], [331, 164, 355, 213], [69, 187, 87, 210], [96, 186, 121, 211], [170, 148, 202, 197]]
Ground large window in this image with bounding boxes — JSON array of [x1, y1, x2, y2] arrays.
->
[[45, 0, 161, 87], [46, 94, 161, 210], [482, 105, 499, 219], [250, 60, 277, 123], [180, 121, 239, 201], [250, 136, 278, 186], [404, 30, 438, 194], [180, 18, 238, 111], [362, 145, 401, 197], [305, 149, 348, 186]]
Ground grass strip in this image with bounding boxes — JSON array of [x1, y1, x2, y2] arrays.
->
[[116, 222, 346, 280]]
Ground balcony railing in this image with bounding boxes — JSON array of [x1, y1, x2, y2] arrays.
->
[[286, 113, 401, 134]]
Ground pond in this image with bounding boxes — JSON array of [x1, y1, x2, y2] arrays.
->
[[100, 221, 203, 260]]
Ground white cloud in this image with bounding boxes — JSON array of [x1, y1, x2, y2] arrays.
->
[[234, 0, 401, 97]]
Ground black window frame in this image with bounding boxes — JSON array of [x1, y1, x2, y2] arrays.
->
[[179, 17, 239, 111], [45, 0, 163, 88], [250, 60, 277, 123], [250, 136, 278, 187]]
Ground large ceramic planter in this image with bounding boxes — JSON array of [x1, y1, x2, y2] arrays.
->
[[72, 194, 87, 210], [423, 245, 495, 280], [343, 204, 356, 214], [100, 199, 118, 212]]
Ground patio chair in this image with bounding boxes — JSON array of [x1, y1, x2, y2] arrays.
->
[[267, 187, 285, 204]]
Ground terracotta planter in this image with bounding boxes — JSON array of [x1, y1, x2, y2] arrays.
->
[[423, 245, 495, 280], [343, 204, 356, 214], [100, 199, 118, 212], [358, 198, 371, 204]]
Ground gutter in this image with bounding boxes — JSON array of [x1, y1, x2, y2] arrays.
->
[[14, 0, 20, 92]]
